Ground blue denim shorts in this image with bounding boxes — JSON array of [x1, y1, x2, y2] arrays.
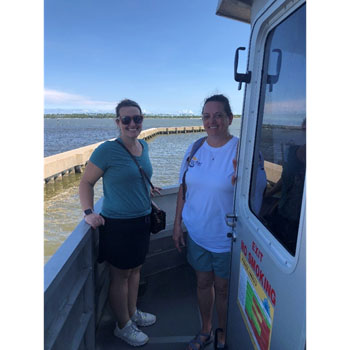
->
[[186, 235, 231, 279]]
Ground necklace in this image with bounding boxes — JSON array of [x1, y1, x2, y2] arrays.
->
[[209, 135, 233, 160]]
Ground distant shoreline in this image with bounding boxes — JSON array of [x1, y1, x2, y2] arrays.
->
[[44, 113, 242, 119]]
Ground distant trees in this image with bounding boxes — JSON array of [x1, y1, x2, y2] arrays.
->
[[44, 113, 115, 119], [44, 113, 241, 119]]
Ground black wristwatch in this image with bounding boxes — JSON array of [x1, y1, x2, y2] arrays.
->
[[84, 208, 93, 216]]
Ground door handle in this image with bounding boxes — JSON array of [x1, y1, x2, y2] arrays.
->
[[225, 213, 237, 228], [234, 47, 251, 90], [225, 214, 238, 242]]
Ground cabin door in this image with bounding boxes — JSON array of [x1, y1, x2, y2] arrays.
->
[[225, 2, 306, 350]]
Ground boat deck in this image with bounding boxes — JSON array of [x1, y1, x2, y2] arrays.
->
[[96, 264, 218, 350]]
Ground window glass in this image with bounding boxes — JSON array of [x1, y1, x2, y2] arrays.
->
[[249, 4, 306, 256]]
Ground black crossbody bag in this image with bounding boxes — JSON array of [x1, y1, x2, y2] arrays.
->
[[115, 139, 166, 234]]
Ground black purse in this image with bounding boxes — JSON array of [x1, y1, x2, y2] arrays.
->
[[115, 139, 166, 234], [149, 202, 166, 234]]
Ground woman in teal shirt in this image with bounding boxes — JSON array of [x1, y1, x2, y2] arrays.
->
[[79, 99, 159, 347]]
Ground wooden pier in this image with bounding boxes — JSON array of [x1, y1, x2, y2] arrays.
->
[[140, 126, 204, 140], [44, 126, 205, 184]]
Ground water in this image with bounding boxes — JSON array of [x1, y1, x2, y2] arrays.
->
[[44, 118, 206, 157], [44, 118, 242, 263]]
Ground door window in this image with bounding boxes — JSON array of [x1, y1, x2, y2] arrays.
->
[[249, 4, 306, 256]]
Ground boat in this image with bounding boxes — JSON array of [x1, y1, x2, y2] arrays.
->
[[44, 0, 306, 349]]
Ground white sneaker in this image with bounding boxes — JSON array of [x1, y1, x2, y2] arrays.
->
[[114, 319, 149, 346], [131, 309, 156, 327]]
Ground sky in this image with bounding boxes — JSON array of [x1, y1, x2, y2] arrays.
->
[[44, 0, 250, 115]]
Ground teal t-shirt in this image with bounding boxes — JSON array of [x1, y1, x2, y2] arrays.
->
[[89, 139, 152, 219]]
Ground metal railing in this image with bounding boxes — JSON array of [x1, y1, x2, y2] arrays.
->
[[44, 185, 181, 350], [44, 198, 104, 350]]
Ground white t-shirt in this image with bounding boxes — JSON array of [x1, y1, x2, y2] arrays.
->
[[179, 137, 239, 253]]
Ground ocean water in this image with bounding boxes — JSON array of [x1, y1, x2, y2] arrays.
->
[[44, 118, 242, 263], [44, 117, 207, 157]]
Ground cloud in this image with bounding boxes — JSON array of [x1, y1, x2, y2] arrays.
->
[[44, 89, 115, 111], [178, 109, 194, 115]]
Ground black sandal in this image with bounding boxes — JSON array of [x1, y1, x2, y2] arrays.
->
[[214, 328, 227, 349], [188, 330, 213, 349]]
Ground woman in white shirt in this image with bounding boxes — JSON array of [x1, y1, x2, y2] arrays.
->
[[173, 94, 238, 350]]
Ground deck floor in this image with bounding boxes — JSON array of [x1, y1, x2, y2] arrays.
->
[[96, 264, 218, 349]]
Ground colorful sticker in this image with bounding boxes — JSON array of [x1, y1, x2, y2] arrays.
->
[[237, 252, 274, 350]]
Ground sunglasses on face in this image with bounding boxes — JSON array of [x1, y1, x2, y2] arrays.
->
[[119, 115, 144, 125], [202, 113, 226, 121]]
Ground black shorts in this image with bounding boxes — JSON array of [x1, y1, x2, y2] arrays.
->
[[97, 214, 151, 269]]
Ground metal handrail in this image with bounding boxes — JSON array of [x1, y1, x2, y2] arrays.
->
[[44, 198, 104, 350]]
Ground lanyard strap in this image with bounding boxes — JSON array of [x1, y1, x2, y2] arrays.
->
[[181, 136, 207, 200]]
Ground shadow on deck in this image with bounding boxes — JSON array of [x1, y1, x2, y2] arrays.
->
[[96, 264, 217, 350]]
